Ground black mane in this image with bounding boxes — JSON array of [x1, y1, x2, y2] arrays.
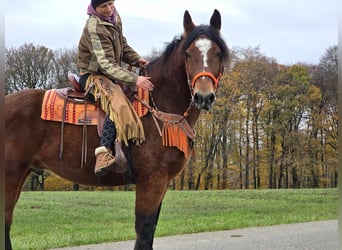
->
[[149, 36, 182, 64]]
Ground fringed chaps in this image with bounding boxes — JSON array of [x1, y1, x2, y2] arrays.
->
[[86, 74, 145, 146]]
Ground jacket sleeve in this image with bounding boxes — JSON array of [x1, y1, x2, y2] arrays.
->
[[88, 17, 138, 85]]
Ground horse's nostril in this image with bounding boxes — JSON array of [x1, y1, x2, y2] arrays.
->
[[193, 92, 216, 110], [193, 92, 202, 103], [202, 93, 215, 105], [211, 95, 216, 103], [207, 93, 216, 103]]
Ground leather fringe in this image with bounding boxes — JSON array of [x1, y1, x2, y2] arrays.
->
[[85, 75, 145, 146], [162, 122, 192, 158]]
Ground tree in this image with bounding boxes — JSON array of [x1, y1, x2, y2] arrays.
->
[[272, 65, 313, 188], [310, 45, 338, 187], [53, 48, 79, 88], [226, 47, 278, 189], [5, 43, 55, 94]]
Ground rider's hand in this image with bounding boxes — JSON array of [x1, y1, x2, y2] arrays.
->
[[137, 58, 149, 67], [135, 76, 154, 91]]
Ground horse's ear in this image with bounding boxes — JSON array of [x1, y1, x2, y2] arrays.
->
[[210, 9, 221, 31], [183, 10, 195, 35]]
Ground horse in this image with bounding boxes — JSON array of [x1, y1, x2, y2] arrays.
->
[[4, 9, 229, 250]]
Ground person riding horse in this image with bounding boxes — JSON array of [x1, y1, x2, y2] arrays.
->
[[5, 8, 229, 249], [78, 0, 155, 176]]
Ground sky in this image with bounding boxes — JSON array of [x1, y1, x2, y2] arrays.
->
[[5, 0, 338, 65]]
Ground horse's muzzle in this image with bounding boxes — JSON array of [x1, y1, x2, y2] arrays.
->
[[193, 91, 216, 111]]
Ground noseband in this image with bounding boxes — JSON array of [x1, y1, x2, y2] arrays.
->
[[190, 71, 222, 90], [185, 63, 224, 94]]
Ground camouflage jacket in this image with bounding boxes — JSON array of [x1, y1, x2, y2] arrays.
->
[[78, 13, 140, 85]]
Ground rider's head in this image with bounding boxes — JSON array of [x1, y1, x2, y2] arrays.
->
[[91, 0, 114, 9]]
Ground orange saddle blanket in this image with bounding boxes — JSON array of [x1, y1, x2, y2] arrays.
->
[[41, 88, 149, 125], [41, 89, 100, 125]]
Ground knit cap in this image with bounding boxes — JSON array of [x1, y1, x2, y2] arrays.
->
[[91, 0, 112, 9]]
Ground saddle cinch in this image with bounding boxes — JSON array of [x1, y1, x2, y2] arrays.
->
[[41, 74, 106, 167]]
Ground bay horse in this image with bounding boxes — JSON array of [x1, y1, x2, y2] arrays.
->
[[4, 10, 229, 250]]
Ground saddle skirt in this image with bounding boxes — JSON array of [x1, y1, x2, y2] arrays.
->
[[40, 75, 151, 171], [41, 79, 150, 127], [41, 88, 102, 126]]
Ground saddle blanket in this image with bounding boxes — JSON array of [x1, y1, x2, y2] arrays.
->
[[41, 88, 150, 125], [41, 89, 100, 125]]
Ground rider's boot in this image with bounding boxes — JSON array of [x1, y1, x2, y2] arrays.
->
[[94, 146, 115, 176]]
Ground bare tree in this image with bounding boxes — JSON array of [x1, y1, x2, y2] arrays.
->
[[53, 47, 79, 88], [5, 43, 55, 94]]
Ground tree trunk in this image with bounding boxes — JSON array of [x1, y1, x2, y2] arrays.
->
[[245, 101, 250, 189], [73, 183, 80, 191], [188, 161, 195, 190], [221, 126, 228, 189]]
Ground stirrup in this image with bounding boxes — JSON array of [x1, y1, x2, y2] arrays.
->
[[115, 142, 127, 173]]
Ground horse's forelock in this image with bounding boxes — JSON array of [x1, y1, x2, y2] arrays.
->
[[182, 25, 229, 61]]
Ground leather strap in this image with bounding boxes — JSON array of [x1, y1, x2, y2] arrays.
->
[[59, 89, 70, 159], [133, 94, 195, 140]]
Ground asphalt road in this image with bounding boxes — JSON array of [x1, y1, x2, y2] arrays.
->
[[51, 220, 337, 250]]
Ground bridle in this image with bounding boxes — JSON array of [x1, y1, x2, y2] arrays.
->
[[184, 52, 224, 94], [187, 68, 224, 92], [132, 39, 225, 158], [137, 40, 225, 118]]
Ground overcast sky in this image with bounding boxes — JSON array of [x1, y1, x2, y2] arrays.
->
[[5, 0, 338, 65]]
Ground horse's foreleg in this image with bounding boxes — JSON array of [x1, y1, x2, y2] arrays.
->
[[5, 164, 31, 250], [134, 203, 162, 250], [5, 223, 12, 250], [134, 173, 168, 250]]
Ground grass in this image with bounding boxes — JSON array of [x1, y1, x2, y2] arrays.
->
[[11, 189, 337, 250]]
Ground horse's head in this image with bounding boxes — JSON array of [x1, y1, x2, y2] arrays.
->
[[182, 9, 229, 111]]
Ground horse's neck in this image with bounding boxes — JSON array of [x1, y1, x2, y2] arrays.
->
[[148, 63, 201, 128]]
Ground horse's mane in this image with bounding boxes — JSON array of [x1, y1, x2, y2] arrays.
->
[[150, 24, 229, 65], [148, 37, 182, 66]]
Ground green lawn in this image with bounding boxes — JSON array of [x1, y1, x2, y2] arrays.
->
[[11, 189, 337, 250]]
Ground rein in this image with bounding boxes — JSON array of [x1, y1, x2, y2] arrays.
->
[[134, 67, 196, 158]]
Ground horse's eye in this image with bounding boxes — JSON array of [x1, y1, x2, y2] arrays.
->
[[216, 51, 223, 59]]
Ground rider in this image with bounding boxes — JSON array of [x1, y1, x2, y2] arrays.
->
[[77, 0, 154, 176]]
